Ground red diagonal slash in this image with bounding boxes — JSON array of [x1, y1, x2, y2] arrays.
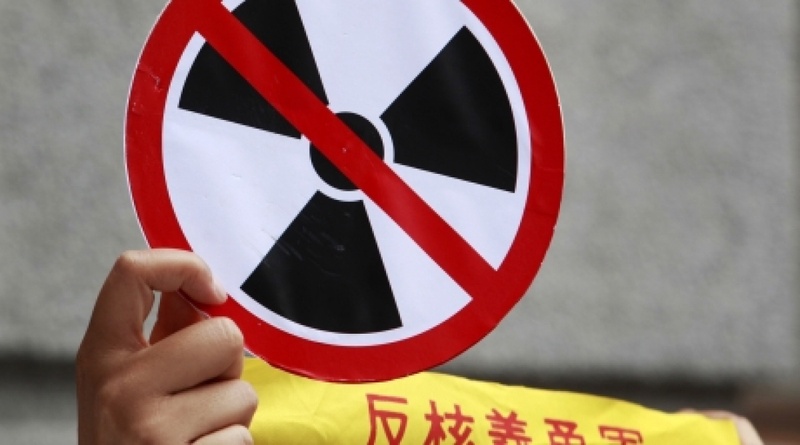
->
[[178, 0, 497, 300]]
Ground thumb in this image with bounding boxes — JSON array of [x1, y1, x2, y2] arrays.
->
[[82, 249, 226, 355]]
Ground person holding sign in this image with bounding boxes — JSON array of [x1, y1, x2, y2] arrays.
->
[[76, 249, 764, 445]]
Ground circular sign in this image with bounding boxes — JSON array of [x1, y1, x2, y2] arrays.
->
[[126, 0, 563, 382]]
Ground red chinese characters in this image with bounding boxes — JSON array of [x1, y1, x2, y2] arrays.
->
[[423, 401, 475, 445], [598, 426, 644, 445], [485, 409, 532, 445], [544, 419, 586, 445], [364, 394, 645, 445], [367, 394, 409, 445]]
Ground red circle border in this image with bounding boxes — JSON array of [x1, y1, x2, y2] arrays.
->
[[126, 0, 564, 382]]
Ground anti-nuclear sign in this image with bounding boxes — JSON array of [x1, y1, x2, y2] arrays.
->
[[126, 0, 564, 382]]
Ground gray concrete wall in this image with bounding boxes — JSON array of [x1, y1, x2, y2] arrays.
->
[[448, 0, 800, 384], [1, 0, 797, 387], [0, 0, 160, 357]]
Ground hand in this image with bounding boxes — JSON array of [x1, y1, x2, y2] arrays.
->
[[76, 249, 258, 444]]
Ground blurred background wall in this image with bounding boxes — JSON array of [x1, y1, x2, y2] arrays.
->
[[0, 0, 797, 442]]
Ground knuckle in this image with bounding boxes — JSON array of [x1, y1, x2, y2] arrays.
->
[[233, 380, 259, 417], [109, 251, 154, 288], [210, 317, 244, 352], [113, 250, 145, 275]]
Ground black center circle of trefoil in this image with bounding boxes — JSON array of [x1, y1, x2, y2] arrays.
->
[[310, 112, 384, 191]]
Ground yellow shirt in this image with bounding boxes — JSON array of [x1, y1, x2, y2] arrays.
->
[[243, 358, 739, 444]]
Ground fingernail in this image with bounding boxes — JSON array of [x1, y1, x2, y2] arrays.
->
[[212, 276, 228, 303]]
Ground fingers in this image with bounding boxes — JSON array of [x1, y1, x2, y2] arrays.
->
[[193, 425, 254, 445], [138, 317, 245, 393], [171, 379, 258, 442], [85, 249, 226, 353], [77, 249, 253, 444], [85, 377, 258, 444]]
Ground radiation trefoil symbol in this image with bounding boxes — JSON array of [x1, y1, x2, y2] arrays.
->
[[126, 0, 563, 381]]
